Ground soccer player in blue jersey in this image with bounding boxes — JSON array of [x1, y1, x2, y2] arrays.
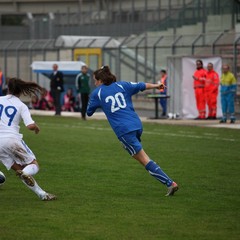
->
[[87, 66, 178, 196]]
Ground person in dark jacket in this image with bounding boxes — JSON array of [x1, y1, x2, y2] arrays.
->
[[50, 64, 64, 115]]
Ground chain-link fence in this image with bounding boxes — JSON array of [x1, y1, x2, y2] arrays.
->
[[0, 32, 239, 113]]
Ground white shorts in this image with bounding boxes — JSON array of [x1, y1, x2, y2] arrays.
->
[[0, 138, 36, 170]]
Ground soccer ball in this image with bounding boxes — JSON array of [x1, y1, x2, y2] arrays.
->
[[168, 113, 180, 119], [0, 171, 6, 186]]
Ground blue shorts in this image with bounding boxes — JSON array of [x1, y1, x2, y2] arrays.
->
[[118, 129, 143, 156]]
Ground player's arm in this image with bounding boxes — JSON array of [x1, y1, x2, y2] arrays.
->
[[27, 123, 40, 134], [87, 101, 97, 116], [87, 92, 99, 116], [126, 82, 165, 96], [145, 83, 166, 91], [21, 104, 40, 134]]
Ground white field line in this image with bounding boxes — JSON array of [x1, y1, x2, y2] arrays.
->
[[144, 131, 235, 142], [39, 122, 236, 142]]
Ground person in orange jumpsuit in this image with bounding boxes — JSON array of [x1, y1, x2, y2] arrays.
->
[[205, 63, 219, 119], [157, 69, 167, 116], [192, 60, 207, 119]]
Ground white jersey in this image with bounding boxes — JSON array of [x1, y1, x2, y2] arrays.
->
[[0, 95, 34, 139]]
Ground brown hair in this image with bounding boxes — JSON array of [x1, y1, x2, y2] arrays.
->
[[8, 78, 43, 97], [94, 66, 116, 86], [196, 59, 203, 67]]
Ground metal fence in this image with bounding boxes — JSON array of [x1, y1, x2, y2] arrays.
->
[[0, 31, 239, 81], [0, 31, 239, 113]]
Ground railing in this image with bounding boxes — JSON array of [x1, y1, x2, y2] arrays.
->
[[0, 32, 239, 82], [149, 0, 234, 33]]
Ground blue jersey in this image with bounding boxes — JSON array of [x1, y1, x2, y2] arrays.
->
[[87, 81, 146, 137]]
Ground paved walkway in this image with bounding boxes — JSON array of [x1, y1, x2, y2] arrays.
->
[[30, 109, 240, 129]]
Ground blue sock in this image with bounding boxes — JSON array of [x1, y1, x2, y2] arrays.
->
[[145, 160, 173, 187]]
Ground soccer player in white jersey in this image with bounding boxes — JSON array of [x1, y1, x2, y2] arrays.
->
[[87, 66, 178, 196], [0, 78, 56, 201]]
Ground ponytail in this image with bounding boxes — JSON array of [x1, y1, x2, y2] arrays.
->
[[8, 78, 43, 97], [94, 66, 116, 86]]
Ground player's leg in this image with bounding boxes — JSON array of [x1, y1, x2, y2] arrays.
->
[[133, 149, 172, 186], [133, 149, 178, 196], [12, 162, 45, 196], [7, 139, 56, 201], [21, 160, 39, 175], [11, 161, 56, 201], [119, 131, 178, 196]]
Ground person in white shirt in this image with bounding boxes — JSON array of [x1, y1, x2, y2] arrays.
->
[[0, 78, 56, 201]]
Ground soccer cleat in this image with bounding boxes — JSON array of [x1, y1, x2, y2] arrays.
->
[[16, 170, 35, 187], [41, 193, 57, 201], [165, 182, 179, 196]]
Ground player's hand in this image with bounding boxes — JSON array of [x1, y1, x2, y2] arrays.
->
[[27, 123, 40, 134], [34, 124, 40, 134], [157, 83, 166, 90]]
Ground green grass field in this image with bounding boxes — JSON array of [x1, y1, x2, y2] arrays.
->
[[0, 115, 239, 240]]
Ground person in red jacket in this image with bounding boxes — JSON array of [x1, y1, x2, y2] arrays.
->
[[205, 63, 219, 119], [192, 60, 207, 119]]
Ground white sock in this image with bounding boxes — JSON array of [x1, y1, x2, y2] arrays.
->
[[21, 177, 46, 199], [22, 164, 39, 176]]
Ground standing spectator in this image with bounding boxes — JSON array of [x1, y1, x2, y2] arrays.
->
[[49, 64, 64, 116], [63, 88, 75, 112], [157, 69, 168, 116], [219, 64, 237, 123], [75, 65, 91, 120], [205, 63, 220, 119], [192, 60, 207, 119], [0, 67, 5, 96]]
